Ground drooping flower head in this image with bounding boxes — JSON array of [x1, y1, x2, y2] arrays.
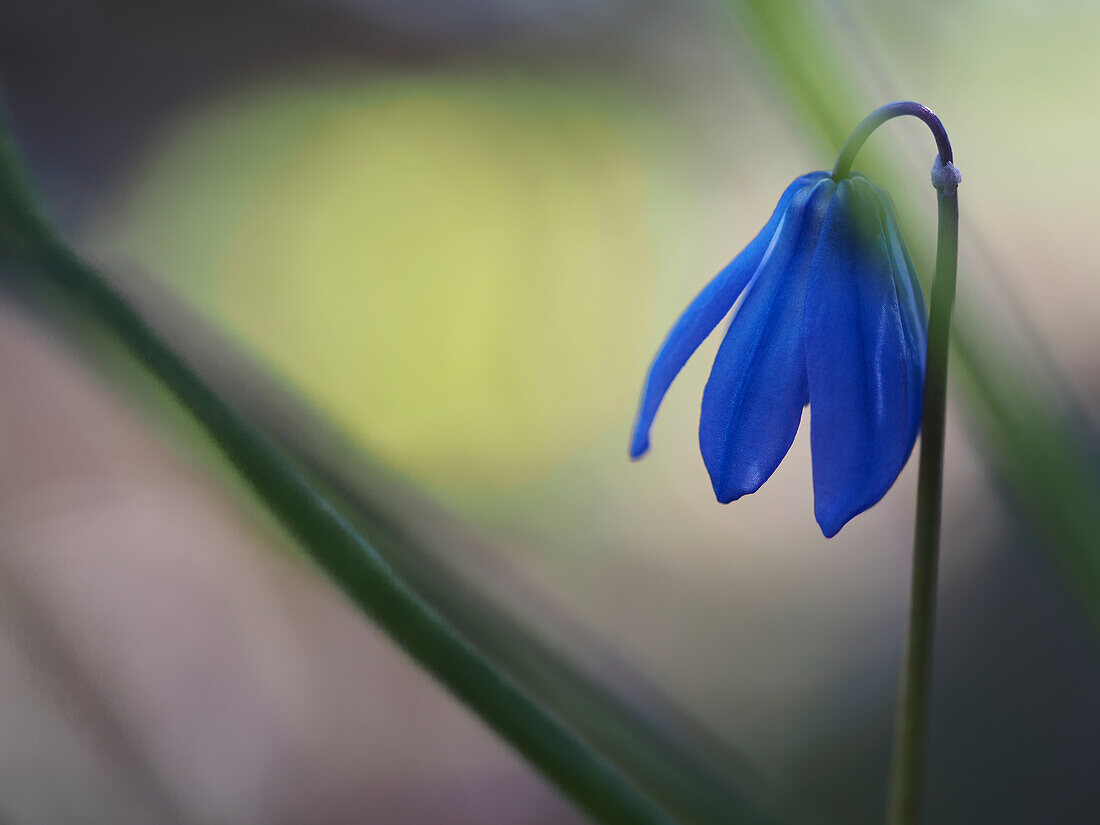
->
[[631, 171, 927, 537]]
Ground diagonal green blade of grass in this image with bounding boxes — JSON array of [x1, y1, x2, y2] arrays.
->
[[727, 0, 1100, 626], [0, 102, 806, 825], [111, 265, 811, 825]]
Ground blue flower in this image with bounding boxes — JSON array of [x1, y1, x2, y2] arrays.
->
[[631, 172, 928, 537]]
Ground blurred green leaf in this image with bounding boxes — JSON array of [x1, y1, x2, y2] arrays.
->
[[128, 268, 812, 825], [0, 98, 811, 825]]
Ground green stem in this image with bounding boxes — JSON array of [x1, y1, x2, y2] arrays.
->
[[887, 186, 959, 825], [0, 112, 679, 825]]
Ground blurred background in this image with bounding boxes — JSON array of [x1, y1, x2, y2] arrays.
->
[[0, 1, 1099, 823]]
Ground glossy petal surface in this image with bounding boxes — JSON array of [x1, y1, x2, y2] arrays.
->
[[804, 179, 923, 537], [699, 177, 835, 502], [630, 172, 827, 458], [867, 180, 927, 448]]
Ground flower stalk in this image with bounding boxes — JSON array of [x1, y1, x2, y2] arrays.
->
[[832, 102, 960, 825], [887, 170, 958, 825]]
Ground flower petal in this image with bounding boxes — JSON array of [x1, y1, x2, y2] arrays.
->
[[804, 178, 922, 537], [699, 177, 836, 502], [630, 172, 828, 458], [867, 182, 927, 448]]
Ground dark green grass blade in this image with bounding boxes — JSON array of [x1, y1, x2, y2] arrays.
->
[[0, 117, 676, 825], [0, 103, 806, 825], [117, 267, 807, 825]]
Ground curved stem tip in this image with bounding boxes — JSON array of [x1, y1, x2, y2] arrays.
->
[[831, 101, 953, 181]]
